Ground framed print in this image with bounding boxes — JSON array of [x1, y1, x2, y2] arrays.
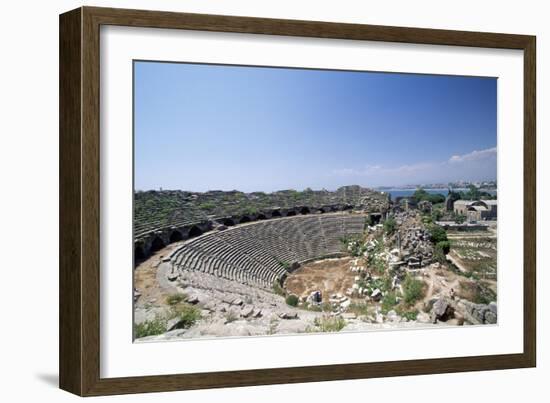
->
[[59, 6, 536, 396]]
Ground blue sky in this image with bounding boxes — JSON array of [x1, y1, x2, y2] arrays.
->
[[134, 61, 497, 192]]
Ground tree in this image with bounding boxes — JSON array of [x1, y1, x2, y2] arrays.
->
[[453, 213, 466, 224], [431, 209, 443, 221], [412, 188, 429, 203], [413, 188, 445, 204], [436, 240, 451, 254], [428, 224, 448, 243]]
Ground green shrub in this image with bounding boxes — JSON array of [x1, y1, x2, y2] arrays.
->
[[397, 308, 419, 321], [347, 302, 371, 317], [285, 294, 299, 307], [277, 260, 291, 271], [454, 213, 466, 224], [172, 304, 201, 328], [314, 316, 346, 332], [421, 215, 433, 225], [428, 224, 448, 244], [134, 317, 166, 338], [165, 293, 186, 306], [436, 240, 451, 254], [403, 275, 425, 305], [199, 202, 216, 211], [431, 209, 443, 221], [412, 188, 445, 204], [272, 280, 286, 296], [433, 245, 447, 264], [383, 217, 397, 235], [381, 291, 398, 313]]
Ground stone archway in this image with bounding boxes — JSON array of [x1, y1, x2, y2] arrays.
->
[[222, 218, 235, 227], [286, 210, 297, 217], [257, 213, 267, 220], [150, 236, 165, 252], [271, 210, 282, 217], [239, 216, 251, 224], [370, 213, 382, 225], [169, 230, 183, 243], [300, 207, 310, 215], [134, 245, 145, 260], [188, 225, 203, 238]]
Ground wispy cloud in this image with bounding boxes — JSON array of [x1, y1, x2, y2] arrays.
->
[[449, 147, 497, 163], [331, 146, 496, 186]]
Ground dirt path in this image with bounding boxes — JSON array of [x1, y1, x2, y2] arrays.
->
[[414, 266, 462, 311], [134, 242, 183, 308]]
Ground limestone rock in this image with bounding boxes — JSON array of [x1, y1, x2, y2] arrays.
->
[[431, 298, 453, 323], [371, 289, 382, 301], [166, 317, 185, 332], [484, 310, 497, 324], [416, 312, 431, 323], [241, 305, 254, 318]]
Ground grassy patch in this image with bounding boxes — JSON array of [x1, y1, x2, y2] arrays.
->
[[165, 293, 186, 306], [171, 304, 201, 328], [224, 310, 239, 323], [347, 302, 371, 317], [134, 316, 166, 338], [381, 291, 399, 314], [383, 217, 397, 235], [396, 307, 418, 321], [272, 280, 286, 297], [313, 316, 346, 332], [402, 275, 426, 306], [285, 294, 299, 307], [458, 280, 497, 304]]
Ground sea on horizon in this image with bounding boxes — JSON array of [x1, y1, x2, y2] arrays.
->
[[381, 188, 497, 199]]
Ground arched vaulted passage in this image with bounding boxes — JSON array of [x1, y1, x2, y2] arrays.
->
[[271, 210, 282, 217], [300, 207, 310, 215], [257, 214, 267, 220], [370, 214, 382, 225], [239, 216, 251, 224], [150, 236, 165, 252], [222, 218, 235, 227], [134, 246, 145, 260], [286, 210, 297, 217], [169, 230, 183, 243], [188, 225, 203, 238]]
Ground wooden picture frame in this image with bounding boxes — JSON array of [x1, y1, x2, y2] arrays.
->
[[59, 6, 536, 396]]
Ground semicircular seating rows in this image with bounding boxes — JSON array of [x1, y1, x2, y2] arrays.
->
[[168, 213, 367, 290]]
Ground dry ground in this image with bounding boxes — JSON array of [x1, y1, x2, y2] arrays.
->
[[284, 257, 356, 299], [134, 242, 183, 309]]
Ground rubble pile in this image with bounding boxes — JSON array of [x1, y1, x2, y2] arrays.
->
[[388, 211, 434, 269], [359, 193, 390, 212]]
